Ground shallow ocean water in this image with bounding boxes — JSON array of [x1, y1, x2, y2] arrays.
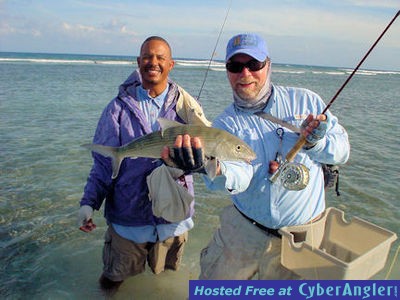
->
[[0, 53, 399, 299]]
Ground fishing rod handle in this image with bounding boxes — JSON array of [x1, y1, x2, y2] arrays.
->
[[269, 135, 307, 183], [285, 135, 307, 162]]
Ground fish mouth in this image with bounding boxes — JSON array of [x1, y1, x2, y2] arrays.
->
[[244, 155, 256, 164], [250, 153, 257, 162]]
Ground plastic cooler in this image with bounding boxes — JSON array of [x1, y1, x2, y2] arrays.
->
[[279, 207, 397, 279]]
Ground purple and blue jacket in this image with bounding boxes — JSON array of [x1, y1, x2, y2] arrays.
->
[[80, 70, 196, 226]]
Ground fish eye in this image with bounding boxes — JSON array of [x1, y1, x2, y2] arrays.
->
[[236, 145, 242, 152]]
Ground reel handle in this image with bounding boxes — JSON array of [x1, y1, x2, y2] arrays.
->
[[269, 136, 306, 183], [269, 162, 285, 183], [285, 135, 307, 162]]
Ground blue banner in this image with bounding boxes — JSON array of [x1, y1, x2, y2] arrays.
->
[[189, 280, 399, 300]]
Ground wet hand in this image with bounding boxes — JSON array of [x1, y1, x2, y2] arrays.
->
[[301, 114, 328, 148], [161, 134, 205, 174], [78, 205, 96, 232]]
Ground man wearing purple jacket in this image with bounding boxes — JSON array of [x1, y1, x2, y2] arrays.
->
[[78, 36, 210, 294]]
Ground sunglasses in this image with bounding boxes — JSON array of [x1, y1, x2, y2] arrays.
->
[[226, 59, 267, 73]]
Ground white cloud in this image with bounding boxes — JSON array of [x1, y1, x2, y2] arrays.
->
[[0, 20, 42, 38], [63, 22, 95, 34], [62, 22, 72, 31], [0, 21, 16, 35], [346, 0, 400, 9], [32, 29, 41, 37], [0, 1, 398, 69]]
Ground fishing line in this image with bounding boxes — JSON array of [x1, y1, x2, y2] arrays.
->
[[271, 10, 400, 187], [195, 5, 399, 279], [197, 0, 232, 101], [314, 10, 400, 280], [322, 9, 399, 114]]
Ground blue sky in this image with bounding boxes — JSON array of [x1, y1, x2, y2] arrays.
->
[[1, 0, 399, 70]]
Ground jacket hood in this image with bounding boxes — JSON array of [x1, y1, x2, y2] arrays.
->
[[117, 69, 141, 103]]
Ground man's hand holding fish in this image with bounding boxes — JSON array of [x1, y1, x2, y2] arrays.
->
[[161, 134, 222, 176]]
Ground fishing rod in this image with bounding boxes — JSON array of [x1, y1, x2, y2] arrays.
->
[[270, 9, 400, 185], [197, 0, 232, 101], [323, 9, 399, 114]]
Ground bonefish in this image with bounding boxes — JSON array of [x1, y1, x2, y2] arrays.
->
[[82, 118, 256, 179]]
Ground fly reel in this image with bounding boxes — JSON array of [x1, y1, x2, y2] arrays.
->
[[279, 162, 309, 190]]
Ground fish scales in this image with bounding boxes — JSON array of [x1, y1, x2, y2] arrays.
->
[[117, 125, 245, 160], [83, 120, 256, 179]]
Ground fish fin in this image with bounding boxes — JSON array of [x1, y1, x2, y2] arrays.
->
[[157, 118, 185, 130], [204, 157, 218, 180], [82, 143, 122, 179]]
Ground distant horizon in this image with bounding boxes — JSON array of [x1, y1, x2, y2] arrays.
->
[[2, 50, 400, 73], [1, 1, 399, 71]]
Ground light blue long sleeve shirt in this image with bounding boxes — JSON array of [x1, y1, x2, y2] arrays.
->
[[205, 85, 350, 229], [113, 85, 194, 243]]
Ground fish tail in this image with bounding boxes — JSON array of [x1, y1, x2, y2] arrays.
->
[[82, 143, 122, 179]]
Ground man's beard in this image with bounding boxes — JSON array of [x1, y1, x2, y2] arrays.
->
[[233, 63, 272, 112]]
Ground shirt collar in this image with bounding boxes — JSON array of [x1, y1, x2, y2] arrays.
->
[[136, 85, 169, 108]]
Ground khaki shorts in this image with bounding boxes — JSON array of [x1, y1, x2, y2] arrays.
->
[[102, 225, 188, 281], [199, 205, 324, 280]]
